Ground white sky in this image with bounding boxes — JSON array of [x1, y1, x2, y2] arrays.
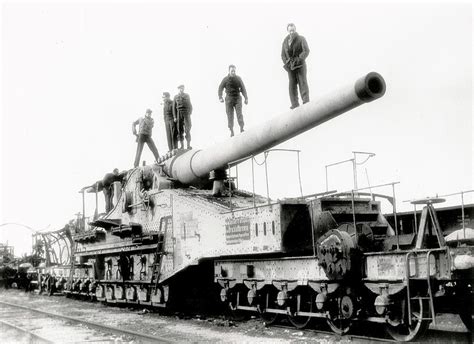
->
[[1, 1, 473, 255]]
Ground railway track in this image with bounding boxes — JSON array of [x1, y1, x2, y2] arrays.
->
[[0, 290, 470, 343], [268, 318, 472, 343], [271, 323, 397, 343], [0, 300, 174, 343]]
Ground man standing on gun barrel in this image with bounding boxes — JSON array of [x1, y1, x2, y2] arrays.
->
[[218, 64, 248, 137], [281, 23, 310, 109], [173, 85, 193, 150], [132, 108, 160, 167]]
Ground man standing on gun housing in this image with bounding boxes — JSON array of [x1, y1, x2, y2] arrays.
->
[[162, 92, 177, 151], [173, 85, 193, 150], [218, 64, 248, 137], [101, 168, 120, 213], [100, 168, 127, 212], [132, 108, 160, 167], [281, 23, 310, 109]]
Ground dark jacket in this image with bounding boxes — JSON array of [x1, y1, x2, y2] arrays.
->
[[218, 75, 248, 100], [173, 92, 193, 117], [163, 99, 174, 121], [100, 170, 126, 189], [281, 32, 310, 71], [132, 115, 154, 136]]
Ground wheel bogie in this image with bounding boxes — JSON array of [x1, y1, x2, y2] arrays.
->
[[41, 241, 471, 343], [385, 297, 430, 342], [287, 286, 315, 329]]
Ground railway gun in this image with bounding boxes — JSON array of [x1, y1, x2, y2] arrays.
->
[[21, 72, 473, 342]]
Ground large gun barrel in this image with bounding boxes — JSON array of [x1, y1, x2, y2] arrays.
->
[[164, 72, 386, 185]]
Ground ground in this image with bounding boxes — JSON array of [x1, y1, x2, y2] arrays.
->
[[0, 289, 471, 343]]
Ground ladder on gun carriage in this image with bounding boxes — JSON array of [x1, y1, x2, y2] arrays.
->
[[150, 216, 171, 293], [404, 199, 447, 326]]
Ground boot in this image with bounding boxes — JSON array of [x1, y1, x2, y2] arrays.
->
[[230, 128, 234, 137], [179, 140, 184, 150], [240, 126, 244, 133], [186, 140, 192, 150]]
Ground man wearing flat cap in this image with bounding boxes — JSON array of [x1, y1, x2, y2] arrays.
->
[[173, 84, 193, 149], [162, 92, 177, 151], [132, 108, 160, 167]]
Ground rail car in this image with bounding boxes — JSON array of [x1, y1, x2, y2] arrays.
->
[[56, 72, 473, 342], [0, 243, 16, 288], [214, 192, 474, 341]]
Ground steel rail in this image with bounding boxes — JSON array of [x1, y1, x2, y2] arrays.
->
[[0, 300, 174, 343], [0, 318, 54, 343], [272, 324, 397, 343]]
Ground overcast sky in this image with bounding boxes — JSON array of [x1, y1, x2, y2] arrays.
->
[[1, 1, 472, 255]]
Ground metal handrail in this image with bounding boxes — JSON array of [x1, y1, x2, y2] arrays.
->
[[325, 158, 354, 192], [332, 181, 401, 196], [325, 151, 375, 192], [425, 250, 438, 325], [403, 189, 474, 241], [404, 247, 447, 326], [227, 149, 304, 213], [405, 251, 416, 326], [335, 182, 401, 250]]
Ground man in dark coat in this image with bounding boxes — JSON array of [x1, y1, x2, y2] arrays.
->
[[218, 65, 248, 137], [100, 168, 127, 212], [281, 23, 310, 109], [132, 108, 160, 167], [173, 85, 193, 149], [101, 168, 119, 212], [162, 92, 177, 151]]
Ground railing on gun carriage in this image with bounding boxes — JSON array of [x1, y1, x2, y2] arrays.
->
[[330, 181, 401, 250], [226, 148, 305, 212], [403, 189, 474, 241], [325, 151, 376, 192]]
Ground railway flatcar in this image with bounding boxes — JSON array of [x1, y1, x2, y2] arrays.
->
[[60, 72, 472, 342]]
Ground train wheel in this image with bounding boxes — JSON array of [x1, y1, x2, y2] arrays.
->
[[327, 313, 351, 334], [260, 308, 278, 325], [327, 317, 351, 335], [228, 286, 249, 321], [258, 287, 279, 326], [229, 306, 247, 321], [456, 283, 473, 331], [288, 288, 314, 329], [326, 294, 353, 335], [459, 310, 473, 332], [386, 297, 430, 342]]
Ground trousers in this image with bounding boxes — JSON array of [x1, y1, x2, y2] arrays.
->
[[177, 110, 192, 142], [164, 118, 177, 151], [225, 96, 244, 130], [134, 134, 160, 167], [103, 186, 114, 212], [287, 64, 309, 108]]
